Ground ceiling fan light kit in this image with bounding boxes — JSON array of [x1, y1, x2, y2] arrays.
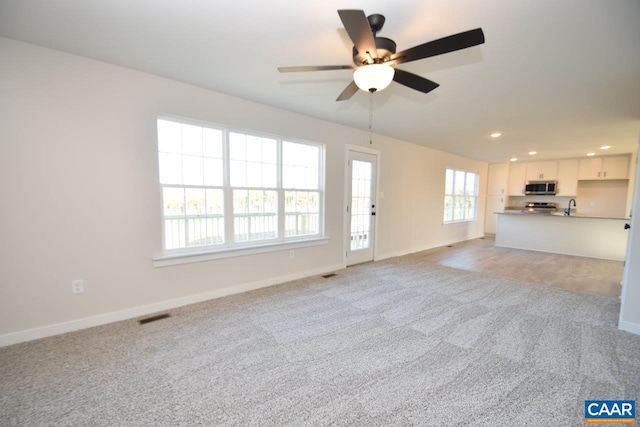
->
[[354, 64, 395, 92], [278, 9, 485, 101]]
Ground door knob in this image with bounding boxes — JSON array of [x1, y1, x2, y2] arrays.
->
[[625, 223, 631, 230]]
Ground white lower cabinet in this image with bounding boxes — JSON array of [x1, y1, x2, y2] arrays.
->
[[484, 195, 505, 234]]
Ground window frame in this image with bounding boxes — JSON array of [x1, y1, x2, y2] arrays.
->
[[155, 116, 326, 262], [443, 168, 479, 224]]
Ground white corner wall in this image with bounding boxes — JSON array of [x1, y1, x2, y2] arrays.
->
[[374, 142, 488, 259], [0, 37, 487, 346], [619, 139, 640, 335]]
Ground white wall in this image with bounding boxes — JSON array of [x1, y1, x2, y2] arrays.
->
[[374, 143, 488, 259], [0, 38, 487, 345], [576, 180, 628, 218]]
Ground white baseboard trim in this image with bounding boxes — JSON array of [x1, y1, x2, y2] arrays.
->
[[0, 262, 346, 347], [618, 320, 640, 336], [376, 234, 486, 262]]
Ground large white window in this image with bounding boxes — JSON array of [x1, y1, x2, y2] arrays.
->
[[157, 117, 324, 254], [443, 168, 479, 223]]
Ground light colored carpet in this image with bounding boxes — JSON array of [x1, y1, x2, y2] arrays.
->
[[1, 258, 639, 426]]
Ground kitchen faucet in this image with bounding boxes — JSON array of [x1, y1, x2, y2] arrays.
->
[[566, 199, 576, 216]]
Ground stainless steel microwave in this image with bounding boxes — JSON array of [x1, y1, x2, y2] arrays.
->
[[525, 180, 558, 195]]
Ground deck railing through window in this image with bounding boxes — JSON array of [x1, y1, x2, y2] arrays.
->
[[157, 116, 325, 253]]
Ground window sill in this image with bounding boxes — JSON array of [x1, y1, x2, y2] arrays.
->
[[153, 237, 329, 268], [442, 220, 477, 226]]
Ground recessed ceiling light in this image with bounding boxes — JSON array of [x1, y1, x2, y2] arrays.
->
[[510, 157, 518, 162], [528, 151, 537, 155], [600, 145, 611, 150], [491, 132, 502, 138], [587, 152, 596, 156]]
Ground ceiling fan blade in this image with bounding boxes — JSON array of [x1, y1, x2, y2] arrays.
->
[[390, 28, 485, 65], [393, 68, 440, 93], [278, 65, 354, 73], [338, 9, 378, 60], [336, 81, 359, 101]]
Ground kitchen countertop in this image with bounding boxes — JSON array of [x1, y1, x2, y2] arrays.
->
[[496, 211, 629, 220]]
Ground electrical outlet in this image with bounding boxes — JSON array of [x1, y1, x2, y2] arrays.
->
[[71, 279, 84, 294], [289, 250, 295, 259]]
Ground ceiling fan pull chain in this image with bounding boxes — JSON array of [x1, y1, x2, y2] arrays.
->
[[369, 90, 373, 144]]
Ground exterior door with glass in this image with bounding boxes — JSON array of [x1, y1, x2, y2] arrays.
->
[[347, 150, 378, 266]]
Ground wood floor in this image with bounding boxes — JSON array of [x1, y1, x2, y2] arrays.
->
[[407, 237, 623, 297]]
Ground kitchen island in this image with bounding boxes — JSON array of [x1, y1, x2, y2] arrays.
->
[[495, 212, 629, 261]]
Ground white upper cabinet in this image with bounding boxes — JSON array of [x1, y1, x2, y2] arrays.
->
[[556, 159, 579, 196], [525, 160, 558, 181], [578, 155, 630, 180], [578, 157, 601, 180], [506, 154, 632, 197], [601, 156, 630, 179], [487, 163, 509, 195], [507, 162, 527, 196]]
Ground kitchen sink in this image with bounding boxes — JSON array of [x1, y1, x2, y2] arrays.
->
[[550, 212, 589, 217]]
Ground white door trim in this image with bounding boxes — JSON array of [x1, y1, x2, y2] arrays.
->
[[344, 144, 381, 266], [619, 141, 640, 334]]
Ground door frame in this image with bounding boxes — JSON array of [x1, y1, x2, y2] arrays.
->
[[619, 143, 640, 335], [343, 144, 381, 266]]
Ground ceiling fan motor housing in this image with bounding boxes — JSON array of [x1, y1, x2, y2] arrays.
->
[[367, 14, 386, 34], [352, 37, 397, 65]]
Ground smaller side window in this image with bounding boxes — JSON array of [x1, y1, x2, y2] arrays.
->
[[443, 168, 479, 223]]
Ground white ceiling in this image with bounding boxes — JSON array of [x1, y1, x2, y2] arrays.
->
[[1, 0, 639, 163]]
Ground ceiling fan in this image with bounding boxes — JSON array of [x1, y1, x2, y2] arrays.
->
[[278, 10, 485, 101]]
